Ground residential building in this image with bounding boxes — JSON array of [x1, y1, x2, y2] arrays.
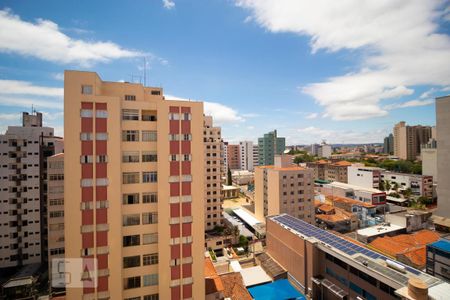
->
[[64, 71, 205, 300], [204, 116, 223, 231], [436, 95, 450, 218], [252, 144, 259, 169], [47, 153, 65, 288], [383, 133, 394, 154], [239, 141, 254, 171], [421, 140, 437, 183], [327, 195, 377, 228], [347, 165, 383, 189], [316, 181, 387, 207], [310, 143, 320, 156], [426, 239, 450, 282], [222, 141, 228, 176], [0, 111, 63, 269], [381, 171, 433, 198], [306, 160, 351, 183], [369, 230, 439, 270], [254, 155, 314, 223], [266, 214, 447, 300], [315, 203, 358, 232], [205, 257, 224, 300], [393, 121, 433, 160], [318, 141, 332, 158], [257, 130, 285, 166], [226, 144, 240, 171]]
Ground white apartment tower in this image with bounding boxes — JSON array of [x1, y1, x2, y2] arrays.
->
[[239, 141, 254, 171]]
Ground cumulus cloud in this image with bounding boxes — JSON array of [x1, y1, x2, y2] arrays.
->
[[0, 9, 143, 66], [0, 80, 63, 97], [236, 0, 450, 120], [163, 0, 175, 10]]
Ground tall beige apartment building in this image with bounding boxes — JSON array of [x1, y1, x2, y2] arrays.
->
[[436, 95, 450, 218], [254, 155, 314, 223], [204, 116, 223, 231], [226, 144, 240, 171], [394, 121, 433, 160], [47, 153, 65, 286], [64, 71, 204, 300]]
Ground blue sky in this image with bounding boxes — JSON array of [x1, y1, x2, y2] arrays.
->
[[0, 0, 449, 144]]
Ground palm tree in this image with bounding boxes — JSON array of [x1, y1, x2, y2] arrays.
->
[[385, 180, 392, 191], [393, 182, 399, 192]]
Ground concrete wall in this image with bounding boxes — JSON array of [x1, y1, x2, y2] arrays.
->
[[436, 96, 450, 218]]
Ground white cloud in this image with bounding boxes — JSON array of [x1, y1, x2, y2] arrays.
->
[[384, 98, 434, 110], [0, 113, 21, 121], [0, 80, 63, 97], [163, 0, 175, 10], [241, 113, 260, 118], [52, 73, 64, 81], [204, 102, 244, 124], [236, 0, 450, 120], [0, 9, 143, 66], [305, 112, 318, 119], [0, 95, 62, 110]]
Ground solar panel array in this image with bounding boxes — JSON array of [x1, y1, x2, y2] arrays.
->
[[272, 214, 423, 278]]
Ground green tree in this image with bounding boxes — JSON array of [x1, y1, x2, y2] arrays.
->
[[392, 182, 399, 192], [385, 180, 392, 191], [227, 166, 232, 186], [379, 180, 385, 191], [402, 188, 412, 199]]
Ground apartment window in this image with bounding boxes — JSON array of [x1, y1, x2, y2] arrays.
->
[[125, 95, 136, 101], [123, 235, 140, 247], [123, 172, 139, 184], [143, 253, 158, 265], [123, 255, 140, 268], [142, 212, 158, 224], [80, 109, 93, 118], [182, 113, 191, 121], [96, 178, 109, 186], [142, 110, 157, 121], [143, 193, 157, 203], [170, 154, 179, 161], [151, 90, 160, 95], [123, 214, 140, 226], [50, 211, 64, 218], [96, 133, 108, 140], [169, 113, 179, 120], [143, 274, 158, 286], [182, 134, 192, 141], [122, 109, 139, 120], [49, 199, 64, 206], [122, 152, 140, 163], [96, 155, 108, 163], [81, 85, 93, 95], [143, 233, 158, 244], [143, 294, 159, 300], [123, 193, 139, 205], [122, 130, 139, 142], [182, 154, 191, 161], [142, 152, 157, 162], [96, 110, 108, 118], [143, 172, 157, 183], [169, 134, 179, 141], [81, 179, 93, 187], [124, 276, 141, 289], [142, 131, 157, 141], [80, 133, 93, 141]]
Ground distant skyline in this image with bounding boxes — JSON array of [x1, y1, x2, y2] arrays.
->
[[0, 1, 449, 144]]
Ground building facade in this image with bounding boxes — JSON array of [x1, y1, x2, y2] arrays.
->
[[394, 121, 433, 160], [426, 239, 450, 282], [204, 116, 223, 231], [306, 160, 350, 183], [226, 144, 240, 171], [347, 165, 382, 189], [436, 95, 450, 218], [257, 130, 285, 166], [252, 144, 259, 169], [383, 133, 394, 154], [47, 153, 65, 287], [239, 141, 254, 171], [318, 142, 332, 158], [64, 71, 204, 300], [254, 155, 314, 223], [0, 112, 63, 269], [381, 171, 433, 198]]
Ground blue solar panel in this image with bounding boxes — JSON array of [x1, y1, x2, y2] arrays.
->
[[273, 214, 424, 276]]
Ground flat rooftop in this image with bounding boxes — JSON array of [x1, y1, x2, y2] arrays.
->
[[326, 181, 384, 194], [233, 207, 263, 227], [357, 223, 405, 237], [270, 214, 441, 288], [429, 239, 450, 253]]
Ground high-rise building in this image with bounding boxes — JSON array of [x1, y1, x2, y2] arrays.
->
[[47, 153, 65, 289], [222, 141, 228, 176], [254, 155, 314, 223], [317, 142, 332, 158], [393, 121, 432, 160], [436, 95, 450, 218], [204, 116, 223, 231], [252, 144, 259, 169], [258, 130, 285, 166], [383, 133, 394, 154], [0, 112, 63, 269], [64, 71, 204, 299], [421, 140, 437, 183], [239, 141, 254, 171], [226, 144, 240, 171]]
